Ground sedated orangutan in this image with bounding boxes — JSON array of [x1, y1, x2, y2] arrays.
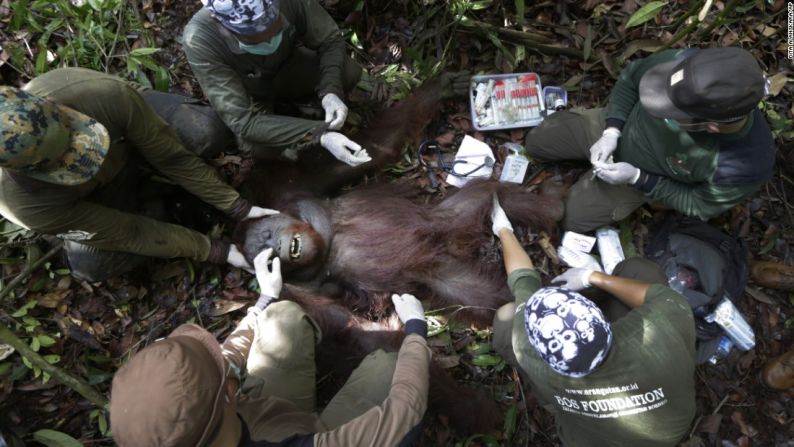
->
[[231, 76, 567, 434], [232, 179, 565, 433], [237, 179, 564, 325]]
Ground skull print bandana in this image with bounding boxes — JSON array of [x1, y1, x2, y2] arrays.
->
[[202, 0, 280, 36], [523, 287, 612, 378]]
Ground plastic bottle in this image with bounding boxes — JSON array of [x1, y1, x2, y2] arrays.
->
[[708, 335, 734, 365]]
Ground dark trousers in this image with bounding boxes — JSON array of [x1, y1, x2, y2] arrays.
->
[[523, 108, 648, 232]]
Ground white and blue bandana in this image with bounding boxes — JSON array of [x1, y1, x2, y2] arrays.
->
[[202, 0, 280, 35], [523, 287, 612, 378]]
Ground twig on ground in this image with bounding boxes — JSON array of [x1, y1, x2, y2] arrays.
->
[[0, 243, 62, 305], [0, 324, 108, 408]]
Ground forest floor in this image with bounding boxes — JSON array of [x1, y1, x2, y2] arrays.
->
[[0, 0, 793, 446]]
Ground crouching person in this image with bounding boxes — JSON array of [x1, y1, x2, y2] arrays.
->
[[109, 248, 431, 446], [489, 195, 697, 446]]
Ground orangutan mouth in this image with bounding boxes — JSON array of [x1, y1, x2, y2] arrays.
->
[[290, 234, 302, 260]]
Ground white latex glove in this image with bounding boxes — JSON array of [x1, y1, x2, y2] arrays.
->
[[589, 127, 621, 165], [491, 193, 514, 237], [253, 248, 282, 301], [321, 93, 348, 130], [320, 132, 371, 167], [227, 244, 254, 273], [551, 268, 594, 291], [391, 293, 425, 324], [593, 161, 641, 185], [245, 206, 280, 220]]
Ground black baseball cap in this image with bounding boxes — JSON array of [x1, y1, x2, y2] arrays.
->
[[639, 47, 765, 122]]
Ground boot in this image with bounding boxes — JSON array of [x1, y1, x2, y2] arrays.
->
[[750, 261, 794, 291], [762, 348, 794, 390]]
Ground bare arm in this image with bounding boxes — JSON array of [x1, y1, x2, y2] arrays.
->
[[588, 271, 651, 309], [498, 228, 534, 275]]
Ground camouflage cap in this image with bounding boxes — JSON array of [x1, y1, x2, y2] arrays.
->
[[0, 86, 109, 186]]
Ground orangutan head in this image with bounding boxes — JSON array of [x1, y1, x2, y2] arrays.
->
[[241, 214, 325, 272]]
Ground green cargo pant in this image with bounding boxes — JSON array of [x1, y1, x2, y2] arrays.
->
[[238, 47, 363, 160], [523, 108, 648, 233], [242, 301, 398, 429]]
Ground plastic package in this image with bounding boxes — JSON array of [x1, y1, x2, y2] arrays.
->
[[705, 298, 756, 351], [596, 227, 625, 275], [499, 143, 529, 184]]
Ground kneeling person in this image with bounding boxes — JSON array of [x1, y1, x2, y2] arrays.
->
[[109, 248, 431, 446], [490, 196, 697, 446]]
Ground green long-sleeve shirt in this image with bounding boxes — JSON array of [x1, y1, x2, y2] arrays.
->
[[606, 50, 775, 220], [0, 68, 246, 262], [507, 269, 696, 446], [183, 0, 346, 154]]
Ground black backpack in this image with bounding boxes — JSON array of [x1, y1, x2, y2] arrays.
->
[[645, 213, 749, 363]]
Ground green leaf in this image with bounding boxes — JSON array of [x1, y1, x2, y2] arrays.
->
[[471, 353, 503, 367], [30, 276, 48, 292], [33, 429, 84, 447], [35, 49, 49, 75], [503, 402, 518, 438], [0, 362, 12, 376], [12, 300, 37, 318], [583, 25, 592, 61], [37, 335, 57, 347], [21, 356, 33, 371], [43, 354, 61, 364], [514, 0, 525, 20], [98, 411, 108, 435], [128, 47, 161, 57], [625, 1, 667, 29], [155, 67, 170, 92], [30, 336, 41, 352], [54, 269, 71, 276]]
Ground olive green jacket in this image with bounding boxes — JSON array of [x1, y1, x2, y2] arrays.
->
[[0, 68, 248, 262], [183, 0, 347, 155]]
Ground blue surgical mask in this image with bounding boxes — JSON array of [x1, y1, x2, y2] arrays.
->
[[238, 31, 283, 56]]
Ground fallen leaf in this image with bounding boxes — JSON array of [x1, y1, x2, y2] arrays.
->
[[0, 343, 14, 361], [434, 355, 460, 369], [745, 286, 777, 305], [730, 411, 758, 437], [697, 413, 722, 433], [36, 290, 71, 308], [620, 39, 664, 61], [207, 299, 247, 317], [766, 72, 790, 96]]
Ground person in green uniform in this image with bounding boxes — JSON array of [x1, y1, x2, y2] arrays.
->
[[490, 196, 697, 446], [109, 248, 431, 446], [183, 0, 370, 165], [524, 47, 774, 232], [0, 68, 277, 281]]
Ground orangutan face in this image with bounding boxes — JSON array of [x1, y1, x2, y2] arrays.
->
[[243, 214, 323, 271]]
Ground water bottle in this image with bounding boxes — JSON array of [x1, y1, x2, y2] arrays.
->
[[708, 335, 734, 365]]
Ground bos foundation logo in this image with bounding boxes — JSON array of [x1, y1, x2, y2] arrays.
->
[[554, 384, 670, 419]]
